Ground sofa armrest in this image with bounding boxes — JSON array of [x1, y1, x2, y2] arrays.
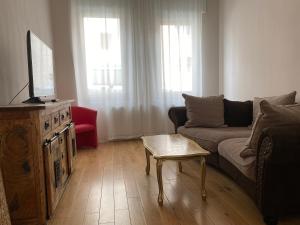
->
[[256, 125, 300, 221], [168, 107, 187, 133]]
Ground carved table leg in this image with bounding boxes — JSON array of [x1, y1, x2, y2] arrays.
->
[[156, 159, 164, 205], [178, 161, 183, 172], [200, 157, 207, 201], [145, 149, 150, 175]]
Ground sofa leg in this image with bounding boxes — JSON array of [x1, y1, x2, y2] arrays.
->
[[263, 216, 278, 225]]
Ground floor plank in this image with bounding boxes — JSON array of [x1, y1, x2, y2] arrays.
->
[[48, 140, 300, 225]]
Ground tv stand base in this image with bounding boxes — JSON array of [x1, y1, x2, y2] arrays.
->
[[23, 97, 45, 104]]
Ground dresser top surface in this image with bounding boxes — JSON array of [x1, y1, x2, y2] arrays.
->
[[0, 100, 74, 111]]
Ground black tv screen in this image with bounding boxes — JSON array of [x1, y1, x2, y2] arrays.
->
[[27, 30, 55, 101]]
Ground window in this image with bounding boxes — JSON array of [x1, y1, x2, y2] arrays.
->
[[161, 25, 193, 92], [84, 18, 122, 90]]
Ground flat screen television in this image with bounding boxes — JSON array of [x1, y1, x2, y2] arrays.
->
[[24, 30, 56, 104]]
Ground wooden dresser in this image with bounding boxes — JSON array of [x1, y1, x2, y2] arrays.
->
[[0, 100, 77, 225]]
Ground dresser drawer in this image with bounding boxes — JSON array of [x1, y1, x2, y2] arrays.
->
[[59, 108, 70, 125], [42, 115, 52, 136], [51, 112, 60, 129], [65, 107, 71, 121]]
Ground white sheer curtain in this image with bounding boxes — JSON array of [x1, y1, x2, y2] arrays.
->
[[71, 0, 204, 142]]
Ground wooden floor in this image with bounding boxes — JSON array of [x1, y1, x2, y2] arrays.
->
[[48, 140, 300, 225]]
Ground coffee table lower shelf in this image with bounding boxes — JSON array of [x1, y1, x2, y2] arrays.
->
[[144, 148, 208, 206]]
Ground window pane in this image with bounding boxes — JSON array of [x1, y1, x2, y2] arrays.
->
[[161, 25, 192, 92], [84, 17, 122, 90]]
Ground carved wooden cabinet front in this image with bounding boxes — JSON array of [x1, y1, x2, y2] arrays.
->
[[43, 123, 77, 217], [0, 116, 45, 225], [0, 167, 11, 225], [0, 100, 76, 225]]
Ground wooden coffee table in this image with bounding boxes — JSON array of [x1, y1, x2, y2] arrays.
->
[[141, 134, 210, 205]]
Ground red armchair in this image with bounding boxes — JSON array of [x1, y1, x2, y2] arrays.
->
[[71, 106, 98, 148]]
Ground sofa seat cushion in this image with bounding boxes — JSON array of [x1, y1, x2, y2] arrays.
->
[[178, 126, 251, 153], [218, 138, 256, 181], [75, 124, 95, 134]]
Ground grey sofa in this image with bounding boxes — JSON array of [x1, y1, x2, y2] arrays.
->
[[168, 100, 300, 225]]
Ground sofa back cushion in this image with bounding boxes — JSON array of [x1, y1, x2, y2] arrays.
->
[[182, 94, 224, 128], [252, 91, 296, 124], [240, 100, 300, 158], [224, 99, 253, 127]]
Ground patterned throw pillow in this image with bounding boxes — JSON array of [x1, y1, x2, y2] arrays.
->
[[240, 100, 300, 158], [252, 91, 296, 124]]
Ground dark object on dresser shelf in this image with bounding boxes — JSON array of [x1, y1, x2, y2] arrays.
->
[[168, 99, 300, 225]]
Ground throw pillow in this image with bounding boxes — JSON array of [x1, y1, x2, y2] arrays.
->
[[252, 91, 296, 124], [182, 94, 224, 128], [224, 99, 253, 127], [240, 100, 300, 158]]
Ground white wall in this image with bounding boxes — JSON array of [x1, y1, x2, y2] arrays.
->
[[50, 0, 77, 101], [219, 0, 300, 101], [0, 0, 53, 105]]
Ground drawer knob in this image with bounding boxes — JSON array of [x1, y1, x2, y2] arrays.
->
[[44, 121, 50, 130]]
